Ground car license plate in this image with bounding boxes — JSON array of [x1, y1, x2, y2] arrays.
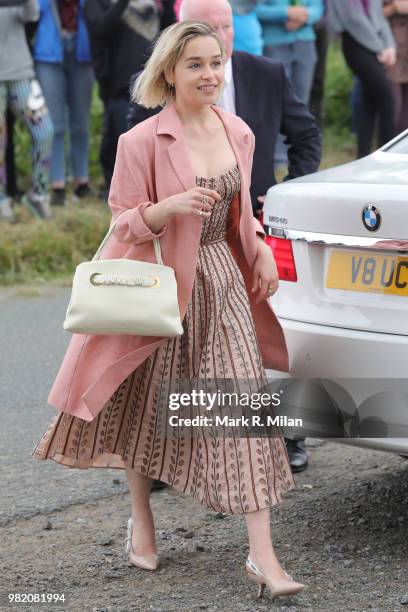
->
[[326, 250, 408, 296]]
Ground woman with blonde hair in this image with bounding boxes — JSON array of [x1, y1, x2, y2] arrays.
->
[[33, 21, 304, 600]]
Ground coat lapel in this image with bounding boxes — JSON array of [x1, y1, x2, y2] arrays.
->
[[156, 104, 196, 192], [167, 140, 196, 192], [156, 103, 203, 260], [211, 105, 256, 266], [211, 105, 250, 217]]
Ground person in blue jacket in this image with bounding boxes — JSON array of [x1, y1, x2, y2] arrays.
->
[[256, 0, 323, 165], [231, 0, 263, 55], [33, 0, 94, 205]]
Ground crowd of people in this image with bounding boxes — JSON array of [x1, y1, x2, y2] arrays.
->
[[1, 0, 408, 224]]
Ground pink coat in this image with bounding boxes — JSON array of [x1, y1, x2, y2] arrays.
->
[[48, 104, 288, 422]]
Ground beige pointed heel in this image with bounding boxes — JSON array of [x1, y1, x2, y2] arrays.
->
[[245, 557, 305, 600], [125, 518, 159, 571]]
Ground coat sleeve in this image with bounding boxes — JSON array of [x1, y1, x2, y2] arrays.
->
[[108, 133, 167, 244], [255, 2, 289, 23], [327, 0, 388, 53], [307, 0, 324, 25], [378, 5, 395, 49], [279, 63, 322, 180], [247, 131, 265, 238]]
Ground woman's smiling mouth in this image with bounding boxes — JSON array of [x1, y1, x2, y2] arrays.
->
[[198, 85, 217, 92]]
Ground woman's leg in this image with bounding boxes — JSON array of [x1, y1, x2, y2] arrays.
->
[[126, 467, 158, 556], [36, 61, 66, 187], [292, 40, 317, 106], [0, 82, 8, 199], [401, 84, 408, 132], [65, 36, 94, 186], [375, 73, 395, 147], [5, 109, 19, 196], [342, 33, 395, 157], [245, 507, 288, 581], [8, 79, 54, 197], [394, 82, 408, 133], [391, 82, 403, 135], [309, 20, 329, 128]]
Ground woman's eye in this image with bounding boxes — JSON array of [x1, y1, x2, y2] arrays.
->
[[212, 62, 222, 67], [189, 64, 200, 69]]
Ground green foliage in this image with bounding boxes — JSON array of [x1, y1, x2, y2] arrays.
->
[[0, 203, 110, 285], [323, 40, 353, 130]]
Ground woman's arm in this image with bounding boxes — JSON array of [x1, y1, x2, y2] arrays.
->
[[246, 132, 265, 239], [378, 3, 396, 49], [109, 135, 168, 244], [255, 0, 290, 24], [306, 0, 324, 25], [109, 134, 221, 243], [383, 1, 396, 17], [244, 130, 279, 303], [328, 0, 387, 53], [394, 0, 408, 14]]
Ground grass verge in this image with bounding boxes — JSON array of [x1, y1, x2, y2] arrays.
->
[[0, 199, 110, 286]]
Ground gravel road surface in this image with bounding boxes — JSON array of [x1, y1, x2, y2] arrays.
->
[[1, 287, 407, 612]]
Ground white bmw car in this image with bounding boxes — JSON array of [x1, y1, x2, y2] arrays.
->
[[264, 131, 408, 455]]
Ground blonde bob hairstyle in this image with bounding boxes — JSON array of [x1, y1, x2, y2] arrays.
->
[[131, 21, 224, 109]]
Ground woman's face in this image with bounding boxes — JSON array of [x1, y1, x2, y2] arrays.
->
[[172, 35, 224, 108]]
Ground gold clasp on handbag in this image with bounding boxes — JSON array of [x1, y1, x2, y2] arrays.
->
[[90, 273, 160, 288]]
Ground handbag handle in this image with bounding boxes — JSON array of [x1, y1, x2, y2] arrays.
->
[[92, 211, 163, 265]]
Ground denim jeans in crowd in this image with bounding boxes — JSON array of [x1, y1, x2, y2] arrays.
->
[[100, 95, 129, 189], [264, 40, 317, 166], [35, 34, 94, 184]]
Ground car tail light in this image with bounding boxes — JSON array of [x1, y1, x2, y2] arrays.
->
[[265, 236, 298, 282]]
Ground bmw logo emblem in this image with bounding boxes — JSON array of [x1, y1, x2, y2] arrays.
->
[[362, 204, 381, 232]]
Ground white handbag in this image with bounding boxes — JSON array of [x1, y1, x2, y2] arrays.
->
[[63, 213, 183, 337]]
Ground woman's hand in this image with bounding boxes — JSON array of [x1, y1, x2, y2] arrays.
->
[[394, 0, 408, 14], [383, 1, 396, 17], [377, 47, 397, 67], [163, 186, 221, 219], [142, 187, 221, 233], [251, 239, 279, 305], [287, 6, 308, 24], [285, 18, 302, 31]]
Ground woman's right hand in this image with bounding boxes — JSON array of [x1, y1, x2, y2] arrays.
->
[[377, 47, 397, 67], [162, 187, 221, 220], [287, 6, 308, 24], [142, 187, 221, 235]]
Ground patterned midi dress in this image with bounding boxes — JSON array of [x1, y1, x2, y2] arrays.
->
[[33, 166, 295, 515]]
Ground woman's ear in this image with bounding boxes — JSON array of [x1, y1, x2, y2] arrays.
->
[[164, 68, 175, 89]]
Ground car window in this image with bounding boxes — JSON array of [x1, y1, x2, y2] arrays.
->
[[382, 134, 408, 154]]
